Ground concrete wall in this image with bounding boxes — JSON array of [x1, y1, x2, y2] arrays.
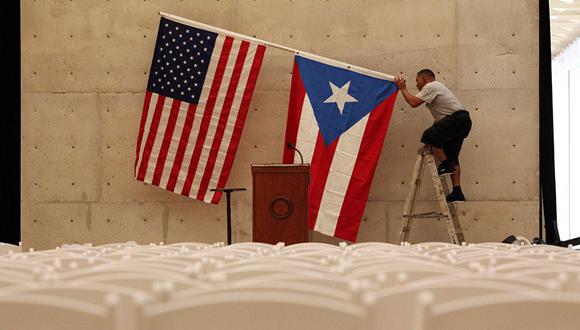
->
[[21, 0, 540, 250]]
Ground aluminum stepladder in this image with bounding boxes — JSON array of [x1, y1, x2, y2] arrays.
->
[[399, 146, 466, 245]]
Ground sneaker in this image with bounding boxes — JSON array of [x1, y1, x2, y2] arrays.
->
[[437, 160, 456, 176], [446, 191, 466, 203]]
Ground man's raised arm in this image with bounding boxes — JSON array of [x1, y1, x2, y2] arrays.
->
[[394, 75, 424, 108]]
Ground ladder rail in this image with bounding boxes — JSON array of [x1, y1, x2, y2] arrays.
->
[[399, 148, 427, 243], [425, 153, 461, 244], [399, 147, 466, 245], [441, 175, 466, 243]]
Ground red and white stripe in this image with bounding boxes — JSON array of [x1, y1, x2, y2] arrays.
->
[[135, 35, 265, 204], [283, 62, 398, 241]]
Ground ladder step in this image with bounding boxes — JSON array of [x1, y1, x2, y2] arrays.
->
[[403, 212, 447, 219]]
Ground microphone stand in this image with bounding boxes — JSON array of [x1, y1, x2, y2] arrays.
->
[[287, 143, 304, 165], [210, 187, 246, 245]]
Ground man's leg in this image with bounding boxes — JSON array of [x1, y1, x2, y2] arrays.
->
[[420, 123, 455, 175], [443, 111, 471, 202], [432, 147, 447, 162], [445, 141, 465, 202], [451, 165, 460, 187], [433, 146, 456, 175]]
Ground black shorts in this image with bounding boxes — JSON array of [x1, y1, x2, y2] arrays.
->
[[420, 110, 472, 164]]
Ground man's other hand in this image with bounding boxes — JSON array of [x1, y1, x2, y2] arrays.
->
[[394, 75, 407, 90]]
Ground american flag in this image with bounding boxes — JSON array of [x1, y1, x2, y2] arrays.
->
[[283, 56, 398, 242], [135, 17, 266, 203]]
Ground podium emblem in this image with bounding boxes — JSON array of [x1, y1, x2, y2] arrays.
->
[[270, 196, 293, 219]]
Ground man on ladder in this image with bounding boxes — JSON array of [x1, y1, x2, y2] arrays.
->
[[393, 69, 472, 202]]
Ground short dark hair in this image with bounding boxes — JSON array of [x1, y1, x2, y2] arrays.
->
[[417, 69, 436, 80]]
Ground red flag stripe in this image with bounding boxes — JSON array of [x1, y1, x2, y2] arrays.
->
[[180, 36, 234, 197], [189, 39, 244, 200], [210, 44, 266, 203], [151, 98, 182, 186], [165, 103, 198, 192], [158, 101, 192, 189], [135, 93, 159, 177], [203, 43, 261, 203], [283, 60, 306, 164], [134, 91, 153, 176], [197, 41, 250, 201], [307, 133, 339, 230], [144, 97, 175, 183], [333, 91, 398, 241], [137, 95, 166, 181], [170, 35, 226, 195]]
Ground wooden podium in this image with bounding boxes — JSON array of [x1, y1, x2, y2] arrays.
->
[[251, 164, 310, 245]]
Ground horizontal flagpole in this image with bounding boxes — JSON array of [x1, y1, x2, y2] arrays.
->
[[159, 12, 395, 81]]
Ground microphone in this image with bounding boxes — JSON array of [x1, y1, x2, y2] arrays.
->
[[286, 143, 304, 165]]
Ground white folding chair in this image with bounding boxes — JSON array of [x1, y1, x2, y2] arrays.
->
[[422, 291, 580, 330], [141, 290, 367, 330], [171, 275, 356, 303], [365, 280, 544, 330], [0, 292, 116, 330], [279, 242, 342, 255], [0, 243, 21, 256]]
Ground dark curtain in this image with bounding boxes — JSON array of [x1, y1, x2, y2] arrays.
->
[[539, 0, 560, 244], [0, 1, 21, 245]]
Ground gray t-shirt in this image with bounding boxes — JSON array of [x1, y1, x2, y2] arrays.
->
[[415, 81, 465, 121]]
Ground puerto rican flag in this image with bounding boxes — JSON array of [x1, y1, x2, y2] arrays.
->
[[135, 17, 265, 204], [283, 56, 398, 242]]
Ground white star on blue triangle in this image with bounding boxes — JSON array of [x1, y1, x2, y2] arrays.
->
[[323, 81, 358, 114]]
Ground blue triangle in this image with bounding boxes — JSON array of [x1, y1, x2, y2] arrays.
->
[[296, 56, 397, 145]]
